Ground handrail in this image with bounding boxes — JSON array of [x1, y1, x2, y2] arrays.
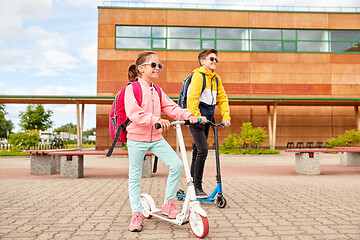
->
[[101, 1, 360, 13]]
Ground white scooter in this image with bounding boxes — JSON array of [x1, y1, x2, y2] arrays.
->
[[141, 120, 209, 238]]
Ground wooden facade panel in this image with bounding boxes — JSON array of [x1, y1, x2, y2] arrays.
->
[[276, 116, 332, 127], [98, 60, 126, 71], [98, 49, 116, 60], [222, 83, 251, 95], [275, 106, 332, 115], [218, 72, 249, 84], [251, 63, 330, 74], [333, 116, 357, 127], [330, 54, 360, 64], [329, 14, 360, 29], [276, 126, 333, 137], [332, 84, 360, 96], [99, 8, 167, 25], [98, 37, 115, 49], [97, 106, 111, 115], [331, 74, 360, 84], [333, 127, 356, 137], [217, 62, 249, 73], [251, 73, 331, 84], [250, 52, 330, 64], [165, 51, 198, 61], [98, 24, 114, 37], [249, 12, 329, 29], [331, 64, 360, 74], [332, 106, 358, 115], [219, 52, 250, 62], [251, 83, 331, 96], [167, 10, 249, 27]]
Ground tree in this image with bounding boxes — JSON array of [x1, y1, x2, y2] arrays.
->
[[54, 123, 77, 134], [19, 104, 53, 131], [83, 127, 96, 137], [0, 104, 14, 138]]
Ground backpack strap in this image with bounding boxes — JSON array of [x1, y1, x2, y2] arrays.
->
[[200, 72, 206, 93], [153, 83, 162, 104]]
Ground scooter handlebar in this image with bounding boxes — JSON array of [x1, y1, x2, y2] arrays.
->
[[155, 118, 203, 129], [202, 119, 226, 126]]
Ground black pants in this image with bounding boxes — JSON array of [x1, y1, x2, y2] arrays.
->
[[189, 121, 212, 189]]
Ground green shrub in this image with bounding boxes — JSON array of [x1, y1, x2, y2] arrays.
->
[[326, 129, 360, 148], [221, 133, 243, 150], [241, 122, 268, 148], [8, 130, 40, 150], [219, 122, 278, 155]]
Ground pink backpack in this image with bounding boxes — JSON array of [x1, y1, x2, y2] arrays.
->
[[107, 81, 162, 157]]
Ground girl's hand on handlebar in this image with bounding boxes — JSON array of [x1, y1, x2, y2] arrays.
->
[[223, 121, 231, 127], [187, 115, 199, 124], [157, 119, 171, 131]]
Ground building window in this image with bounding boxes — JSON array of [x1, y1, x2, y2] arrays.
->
[[115, 26, 360, 53]]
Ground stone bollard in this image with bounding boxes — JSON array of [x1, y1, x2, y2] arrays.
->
[[295, 152, 320, 175], [339, 152, 360, 166], [31, 154, 56, 175], [60, 155, 84, 178]]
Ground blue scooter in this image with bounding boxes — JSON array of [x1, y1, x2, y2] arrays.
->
[[177, 120, 227, 208]]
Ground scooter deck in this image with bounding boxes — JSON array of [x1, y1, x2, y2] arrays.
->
[[177, 194, 215, 203], [145, 208, 189, 225]]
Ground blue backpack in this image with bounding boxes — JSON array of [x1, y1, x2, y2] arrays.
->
[[178, 72, 218, 109]]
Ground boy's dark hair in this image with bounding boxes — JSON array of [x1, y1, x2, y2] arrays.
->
[[198, 49, 218, 66]]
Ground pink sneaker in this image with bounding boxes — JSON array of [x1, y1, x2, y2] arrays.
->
[[162, 199, 180, 219], [129, 211, 142, 232]]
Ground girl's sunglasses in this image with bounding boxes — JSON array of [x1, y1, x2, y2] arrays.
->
[[140, 62, 163, 70], [209, 57, 219, 63]]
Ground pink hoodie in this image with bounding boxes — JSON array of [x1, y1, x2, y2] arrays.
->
[[124, 78, 193, 142]]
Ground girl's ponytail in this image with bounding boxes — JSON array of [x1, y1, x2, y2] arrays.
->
[[127, 64, 138, 82]]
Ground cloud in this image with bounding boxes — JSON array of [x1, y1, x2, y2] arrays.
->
[[78, 42, 98, 67], [0, 0, 52, 40]]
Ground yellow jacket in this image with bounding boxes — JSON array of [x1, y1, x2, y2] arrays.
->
[[186, 67, 231, 122]]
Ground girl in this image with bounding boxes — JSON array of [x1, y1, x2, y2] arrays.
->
[[125, 51, 198, 232]]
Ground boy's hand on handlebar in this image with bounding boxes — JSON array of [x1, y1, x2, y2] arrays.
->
[[199, 116, 207, 125], [223, 121, 231, 127], [187, 115, 199, 124], [157, 119, 171, 131]]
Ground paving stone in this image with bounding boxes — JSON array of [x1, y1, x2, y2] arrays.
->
[[0, 152, 359, 240]]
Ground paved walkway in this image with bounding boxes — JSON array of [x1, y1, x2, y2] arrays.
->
[[0, 151, 359, 239]]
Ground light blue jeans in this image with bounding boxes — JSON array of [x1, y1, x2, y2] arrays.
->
[[127, 139, 183, 213]]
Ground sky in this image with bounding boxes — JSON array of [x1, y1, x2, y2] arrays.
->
[[0, 0, 359, 134]]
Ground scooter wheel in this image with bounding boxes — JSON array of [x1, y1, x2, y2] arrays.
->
[[177, 189, 185, 201], [189, 210, 209, 238], [141, 195, 152, 219], [216, 195, 227, 208]]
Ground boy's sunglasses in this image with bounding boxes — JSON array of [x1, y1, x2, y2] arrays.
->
[[209, 57, 219, 63], [140, 62, 163, 70]]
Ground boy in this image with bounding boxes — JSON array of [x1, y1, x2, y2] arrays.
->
[[186, 49, 231, 198]]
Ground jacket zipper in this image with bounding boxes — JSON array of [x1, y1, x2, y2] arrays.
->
[[150, 87, 154, 142]]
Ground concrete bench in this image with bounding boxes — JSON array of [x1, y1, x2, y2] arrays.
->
[[27, 150, 153, 179], [334, 147, 360, 166], [27, 149, 78, 175], [285, 148, 360, 175]]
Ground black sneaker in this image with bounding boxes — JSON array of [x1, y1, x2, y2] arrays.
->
[[195, 187, 208, 199]]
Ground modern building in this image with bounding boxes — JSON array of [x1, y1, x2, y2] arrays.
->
[[96, 2, 360, 150]]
